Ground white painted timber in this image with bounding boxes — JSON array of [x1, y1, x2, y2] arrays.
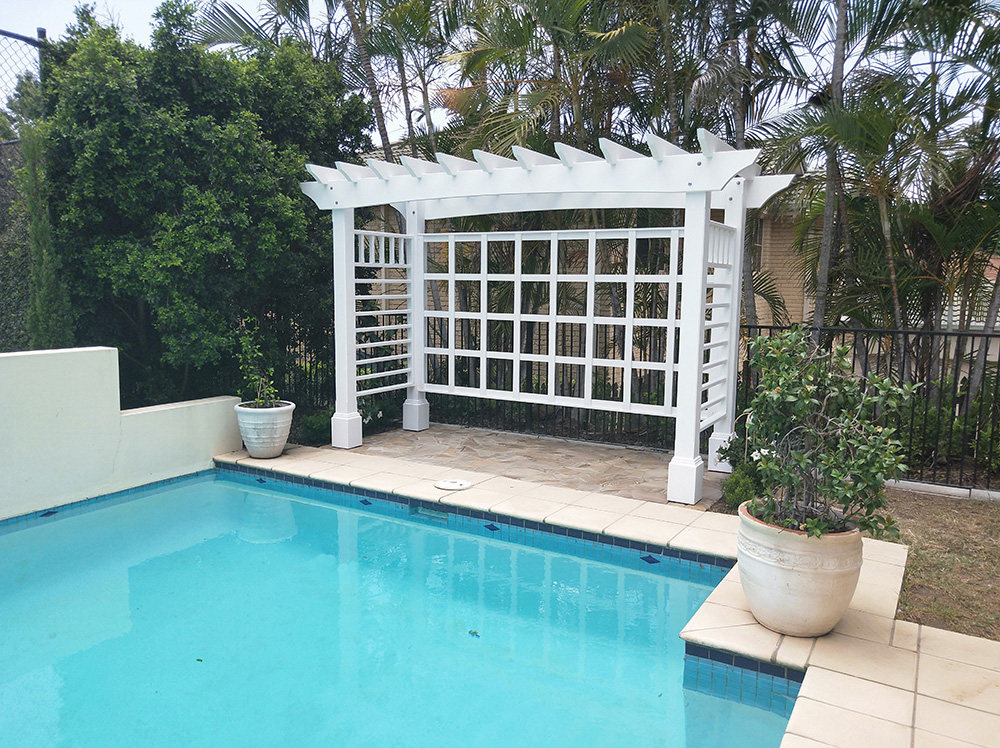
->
[[299, 134, 795, 504]]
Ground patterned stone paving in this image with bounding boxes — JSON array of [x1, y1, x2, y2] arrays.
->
[[351, 423, 723, 507]]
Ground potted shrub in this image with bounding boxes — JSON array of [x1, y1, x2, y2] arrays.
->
[[234, 318, 295, 458], [735, 328, 913, 637]]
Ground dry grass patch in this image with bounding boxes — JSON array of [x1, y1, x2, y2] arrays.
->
[[887, 489, 1000, 642]]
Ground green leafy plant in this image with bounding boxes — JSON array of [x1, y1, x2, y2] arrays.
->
[[237, 317, 280, 408], [743, 328, 915, 538]]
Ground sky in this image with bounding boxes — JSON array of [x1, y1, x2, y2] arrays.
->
[[3, 1, 253, 46], [1, 0, 422, 138]]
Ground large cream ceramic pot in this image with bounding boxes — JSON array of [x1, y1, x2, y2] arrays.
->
[[737, 501, 863, 637]]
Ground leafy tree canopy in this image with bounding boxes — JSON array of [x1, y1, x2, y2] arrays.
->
[[37, 1, 371, 405]]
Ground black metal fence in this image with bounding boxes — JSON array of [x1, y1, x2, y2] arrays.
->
[[282, 323, 1000, 491], [741, 326, 1000, 491]]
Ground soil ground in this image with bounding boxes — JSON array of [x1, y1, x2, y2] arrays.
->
[[887, 489, 1000, 641]]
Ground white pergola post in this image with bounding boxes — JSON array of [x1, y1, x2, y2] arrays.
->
[[667, 191, 711, 504], [707, 176, 748, 472], [331, 207, 363, 448], [402, 201, 429, 431]]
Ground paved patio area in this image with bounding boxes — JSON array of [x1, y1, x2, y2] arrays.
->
[[352, 423, 724, 506], [216, 424, 1000, 747]]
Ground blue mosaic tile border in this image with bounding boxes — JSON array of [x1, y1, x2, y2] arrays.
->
[[0, 470, 216, 537], [683, 642, 803, 718], [217, 461, 734, 586]]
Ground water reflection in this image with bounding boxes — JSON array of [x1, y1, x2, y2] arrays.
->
[[235, 492, 298, 544]]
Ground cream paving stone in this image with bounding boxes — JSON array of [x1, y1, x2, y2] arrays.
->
[[690, 511, 740, 533], [237, 454, 301, 469], [913, 729, 984, 748], [830, 608, 895, 645], [858, 559, 907, 591], [775, 634, 815, 671], [308, 464, 379, 484], [265, 458, 354, 478], [214, 450, 247, 463], [375, 459, 455, 480], [779, 736, 835, 748], [683, 623, 784, 664], [521, 484, 593, 504], [919, 625, 1000, 671], [847, 579, 903, 619], [570, 492, 646, 513], [434, 468, 497, 486], [477, 476, 549, 496], [798, 667, 915, 725], [917, 654, 1000, 714], [296, 448, 359, 465], [669, 526, 737, 559], [785, 698, 912, 748], [682, 600, 758, 632], [282, 445, 326, 458], [808, 633, 918, 691], [627, 501, 701, 524], [392, 481, 451, 502], [602, 515, 687, 546], [891, 620, 921, 652], [439, 488, 510, 512], [543, 505, 623, 534], [862, 538, 909, 567], [489, 495, 568, 522], [350, 472, 418, 493], [703, 576, 750, 611], [344, 454, 418, 473], [914, 695, 1000, 747]]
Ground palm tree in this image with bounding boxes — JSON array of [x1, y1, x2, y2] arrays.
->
[[195, 0, 396, 162]]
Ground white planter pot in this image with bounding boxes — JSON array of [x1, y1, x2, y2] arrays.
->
[[234, 401, 295, 459], [737, 501, 863, 638]]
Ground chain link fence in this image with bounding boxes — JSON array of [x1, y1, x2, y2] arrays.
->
[[1, 28, 44, 117], [0, 29, 42, 351]]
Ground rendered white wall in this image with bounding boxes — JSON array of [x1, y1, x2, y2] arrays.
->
[[0, 347, 242, 520]]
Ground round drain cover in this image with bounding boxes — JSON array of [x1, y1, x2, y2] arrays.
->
[[434, 479, 472, 491]]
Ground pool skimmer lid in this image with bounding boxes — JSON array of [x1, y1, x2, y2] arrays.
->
[[434, 479, 473, 491]]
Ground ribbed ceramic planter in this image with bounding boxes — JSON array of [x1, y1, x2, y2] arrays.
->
[[737, 501, 863, 637], [234, 401, 295, 459]]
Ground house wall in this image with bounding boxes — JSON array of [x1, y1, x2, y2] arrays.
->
[[756, 216, 811, 325], [0, 347, 242, 520]]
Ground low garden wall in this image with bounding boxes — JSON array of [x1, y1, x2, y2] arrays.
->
[[0, 346, 242, 520]]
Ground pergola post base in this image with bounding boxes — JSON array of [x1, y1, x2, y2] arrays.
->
[[402, 398, 430, 432], [667, 455, 705, 505], [331, 412, 363, 449], [708, 433, 733, 473]]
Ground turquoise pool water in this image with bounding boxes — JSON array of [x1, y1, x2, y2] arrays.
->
[[0, 475, 790, 747]]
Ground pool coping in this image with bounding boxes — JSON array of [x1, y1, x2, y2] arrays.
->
[[212, 445, 1000, 748]]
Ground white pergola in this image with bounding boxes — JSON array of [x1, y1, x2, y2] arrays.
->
[[301, 130, 793, 504]]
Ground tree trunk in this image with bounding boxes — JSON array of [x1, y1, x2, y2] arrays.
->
[[396, 54, 419, 158], [964, 274, 1000, 411], [812, 0, 848, 345], [550, 44, 562, 141], [342, 0, 394, 163], [418, 70, 437, 154]]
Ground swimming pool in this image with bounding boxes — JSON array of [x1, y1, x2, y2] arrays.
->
[[0, 472, 792, 747]]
